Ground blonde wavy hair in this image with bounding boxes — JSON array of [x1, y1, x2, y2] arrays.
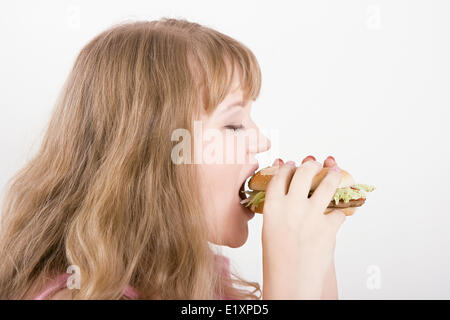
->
[[0, 18, 262, 299]]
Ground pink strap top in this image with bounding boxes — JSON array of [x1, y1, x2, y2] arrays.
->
[[33, 272, 138, 300], [34, 255, 231, 300]]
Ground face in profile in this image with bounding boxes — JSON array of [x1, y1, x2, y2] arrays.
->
[[195, 75, 271, 248]]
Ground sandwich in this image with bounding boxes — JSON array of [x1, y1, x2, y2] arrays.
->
[[239, 165, 375, 215]]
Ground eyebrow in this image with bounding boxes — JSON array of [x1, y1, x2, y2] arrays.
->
[[221, 100, 247, 113]]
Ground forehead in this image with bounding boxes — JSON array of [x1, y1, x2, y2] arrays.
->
[[223, 63, 248, 102], [225, 85, 245, 104], [198, 64, 250, 120], [219, 70, 249, 108], [200, 88, 246, 122], [215, 88, 248, 117]]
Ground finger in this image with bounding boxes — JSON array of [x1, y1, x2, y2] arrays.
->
[[309, 166, 343, 211], [301, 155, 316, 164], [286, 160, 323, 197], [323, 155, 336, 168], [326, 209, 346, 229], [265, 162, 297, 202], [272, 158, 284, 167]]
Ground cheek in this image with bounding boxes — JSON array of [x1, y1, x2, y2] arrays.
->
[[202, 165, 237, 209], [199, 165, 245, 241]]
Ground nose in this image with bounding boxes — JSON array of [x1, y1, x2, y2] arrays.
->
[[248, 124, 271, 155], [258, 131, 271, 153]]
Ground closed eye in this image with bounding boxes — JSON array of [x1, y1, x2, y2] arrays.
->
[[224, 124, 244, 132]]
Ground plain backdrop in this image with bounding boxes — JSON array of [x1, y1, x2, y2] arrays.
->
[[1, 0, 449, 299]]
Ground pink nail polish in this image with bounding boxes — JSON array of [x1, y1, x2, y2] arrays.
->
[[302, 155, 316, 164]]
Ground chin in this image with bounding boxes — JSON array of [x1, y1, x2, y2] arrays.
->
[[223, 203, 254, 248], [225, 225, 249, 248]]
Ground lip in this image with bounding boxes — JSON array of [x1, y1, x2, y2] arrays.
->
[[244, 163, 259, 189], [239, 163, 259, 201], [243, 205, 255, 219], [248, 163, 259, 179]]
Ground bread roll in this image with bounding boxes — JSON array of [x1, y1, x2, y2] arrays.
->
[[246, 165, 360, 216], [249, 166, 354, 192]]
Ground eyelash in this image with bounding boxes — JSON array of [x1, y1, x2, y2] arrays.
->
[[225, 124, 244, 132]]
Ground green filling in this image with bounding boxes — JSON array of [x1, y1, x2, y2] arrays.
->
[[331, 184, 375, 205], [243, 190, 265, 208], [242, 184, 375, 207]]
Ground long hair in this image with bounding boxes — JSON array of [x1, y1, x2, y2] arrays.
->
[[0, 18, 262, 299]]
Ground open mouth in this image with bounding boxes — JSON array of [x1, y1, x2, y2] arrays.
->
[[239, 180, 248, 201], [238, 164, 259, 204]]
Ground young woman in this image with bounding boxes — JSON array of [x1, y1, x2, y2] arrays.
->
[[0, 18, 345, 299]]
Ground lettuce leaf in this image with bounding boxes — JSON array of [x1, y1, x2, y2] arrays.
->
[[241, 184, 375, 207]]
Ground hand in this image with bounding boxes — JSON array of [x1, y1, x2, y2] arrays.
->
[[273, 154, 338, 169], [262, 156, 346, 299], [302, 154, 337, 169]]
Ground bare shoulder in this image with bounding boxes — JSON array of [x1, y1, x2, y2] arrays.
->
[[48, 288, 74, 300]]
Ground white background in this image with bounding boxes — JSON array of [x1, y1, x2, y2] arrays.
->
[[1, 0, 449, 299]]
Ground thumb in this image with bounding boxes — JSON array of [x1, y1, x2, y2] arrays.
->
[[326, 209, 346, 228], [272, 158, 284, 167]]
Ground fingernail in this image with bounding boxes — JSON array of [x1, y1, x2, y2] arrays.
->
[[327, 156, 335, 162], [272, 158, 282, 166], [285, 160, 295, 166], [301, 155, 316, 164], [331, 164, 341, 172]]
